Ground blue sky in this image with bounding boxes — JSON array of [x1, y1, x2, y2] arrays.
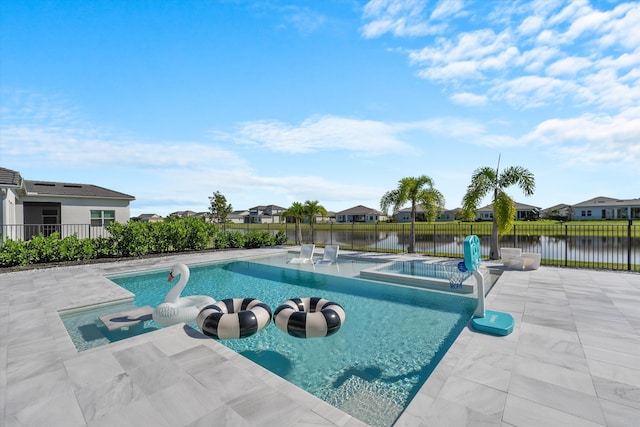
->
[[1, 0, 639, 217]]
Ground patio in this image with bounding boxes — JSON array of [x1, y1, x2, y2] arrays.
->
[[1, 247, 639, 426]]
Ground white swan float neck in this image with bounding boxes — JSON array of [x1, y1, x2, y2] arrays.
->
[[152, 263, 216, 327], [165, 263, 190, 303]]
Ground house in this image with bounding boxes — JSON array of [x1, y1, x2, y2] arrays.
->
[[475, 201, 541, 221], [248, 205, 286, 223], [313, 211, 335, 223], [540, 204, 572, 220], [132, 213, 163, 223], [335, 205, 387, 223], [437, 208, 461, 221], [395, 206, 461, 222], [227, 210, 249, 224], [1, 167, 135, 240], [570, 196, 640, 220], [169, 210, 198, 218]]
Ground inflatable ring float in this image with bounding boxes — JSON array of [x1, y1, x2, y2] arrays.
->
[[274, 297, 346, 338], [197, 298, 272, 340]]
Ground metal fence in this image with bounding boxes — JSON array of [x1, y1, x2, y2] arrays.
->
[[1, 224, 111, 241], [226, 221, 640, 272], [2, 221, 638, 271]]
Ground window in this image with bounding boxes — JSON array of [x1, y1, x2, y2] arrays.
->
[[91, 210, 115, 226]]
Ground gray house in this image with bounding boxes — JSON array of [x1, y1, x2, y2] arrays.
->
[[335, 205, 387, 223], [475, 201, 541, 221], [1, 167, 135, 240], [570, 196, 640, 220], [396, 206, 461, 222], [248, 205, 286, 223]]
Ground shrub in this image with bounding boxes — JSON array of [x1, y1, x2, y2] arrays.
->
[[244, 231, 275, 248], [274, 230, 288, 245]]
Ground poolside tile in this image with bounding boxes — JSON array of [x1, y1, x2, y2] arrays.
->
[[512, 354, 596, 395], [227, 385, 310, 426], [599, 397, 640, 426], [185, 406, 252, 427], [583, 344, 640, 369], [419, 396, 503, 427], [515, 331, 588, 372], [502, 394, 603, 427], [587, 358, 640, 388], [437, 375, 507, 417], [86, 396, 171, 427], [508, 373, 605, 424], [592, 375, 640, 410], [63, 350, 126, 389], [111, 341, 167, 370], [452, 347, 513, 392], [148, 375, 216, 426], [13, 388, 85, 427]]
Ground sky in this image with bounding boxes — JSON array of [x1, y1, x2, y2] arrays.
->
[[1, 0, 639, 218]]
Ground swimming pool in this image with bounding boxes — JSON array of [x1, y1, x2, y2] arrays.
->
[[360, 260, 479, 293], [61, 255, 476, 427]]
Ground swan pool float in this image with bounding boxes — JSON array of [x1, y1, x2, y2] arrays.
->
[[152, 263, 216, 327]]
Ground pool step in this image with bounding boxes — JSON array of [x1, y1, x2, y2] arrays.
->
[[322, 376, 404, 427], [99, 306, 153, 331]]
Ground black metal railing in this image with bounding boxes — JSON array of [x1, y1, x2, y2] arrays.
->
[[2, 221, 638, 271], [225, 220, 639, 271], [1, 224, 112, 241]]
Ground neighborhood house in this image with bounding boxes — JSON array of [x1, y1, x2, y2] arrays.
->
[[0, 167, 135, 241]]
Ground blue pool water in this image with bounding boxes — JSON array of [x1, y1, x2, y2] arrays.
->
[[61, 257, 476, 426]]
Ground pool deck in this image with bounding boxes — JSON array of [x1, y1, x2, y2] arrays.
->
[[2, 247, 639, 426]]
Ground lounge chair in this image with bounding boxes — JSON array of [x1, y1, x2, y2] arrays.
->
[[500, 247, 525, 270], [522, 252, 541, 270], [316, 245, 339, 266], [288, 244, 315, 264]]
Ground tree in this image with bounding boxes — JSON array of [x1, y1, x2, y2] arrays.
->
[[282, 201, 306, 244], [380, 175, 445, 254], [303, 200, 327, 243], [461, 157, 535, 260], [208, 191, 233, 224]]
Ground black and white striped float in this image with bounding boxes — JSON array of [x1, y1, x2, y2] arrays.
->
[[273, 297, 346, 338], [196, 298, 272, 340]]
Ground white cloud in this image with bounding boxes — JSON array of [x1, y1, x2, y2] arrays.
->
[[449, 92, 488, 106], [546, 56, 592, 76], [490, 75, 577, 108], [226, 115, 414, 155], [522, 108, 640, 165], [430, 0, 463, 20], [518, 16, 544, 35], [361, 0, 437, 38], [375, 1, 640, 112]]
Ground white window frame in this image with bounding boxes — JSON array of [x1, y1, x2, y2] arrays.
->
[[91, 210, 116, 227]]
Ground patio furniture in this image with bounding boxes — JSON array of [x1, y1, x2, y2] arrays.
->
[[288, 244, 315, 264], [316, 245, 339, 266]]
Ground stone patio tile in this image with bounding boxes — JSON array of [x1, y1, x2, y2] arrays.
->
[[508, 373, 605, 424], [600, 398, 640, 426], [511, 355, 596, 395], [502, 395, 603, 427]]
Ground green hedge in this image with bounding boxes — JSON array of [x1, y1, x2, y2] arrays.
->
[[0, 219, 288, 268]]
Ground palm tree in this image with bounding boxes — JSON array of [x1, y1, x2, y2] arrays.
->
[[462, 157, 535, 260], [304, 200, 327, 243], [380, 175, 445, 253], [282, 202, 306, 245]]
